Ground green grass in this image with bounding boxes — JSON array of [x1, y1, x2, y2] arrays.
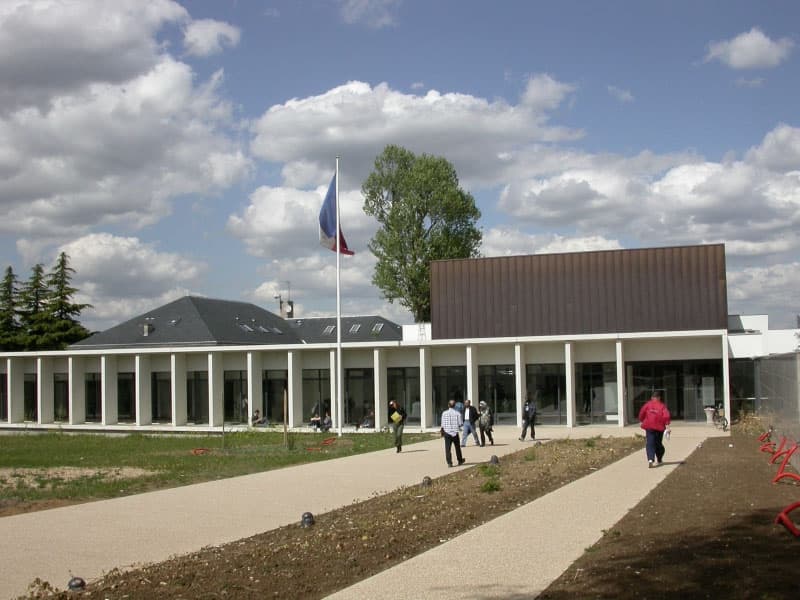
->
[[0, 430, 436, 507]]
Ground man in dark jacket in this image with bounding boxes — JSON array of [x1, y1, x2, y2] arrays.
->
[[461, 399, 480, 447], [388, 399, 407, 453], [519, 397, 537, 441]]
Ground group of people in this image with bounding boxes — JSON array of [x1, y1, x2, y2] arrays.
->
[[325, 389, 673, 470]]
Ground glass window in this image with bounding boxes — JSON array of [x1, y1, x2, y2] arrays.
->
[[187, 371, 209, 424], [85, 373, 102, 422], [224, 370, 248, 423], [303, 369, 330, 423], [729, 359, 756, 414], [432, 366, 466, 425], [263, 370, 288, 424], [1, 373, 8, 421], [526, 364, 566, 425], [54, 373, 69, 422], [387, 367, 420, 425], [575, 363, 617, 425], [117, 372, 135, 422], [24, 373, 37, 422], [151, 371, 172, 423], [478, 365, 516, 424], [344, 368, 373, 425], [627, 360, 722, 423], [323, 325, 335, 336]]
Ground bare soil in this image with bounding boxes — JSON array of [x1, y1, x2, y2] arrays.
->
[[20, 422, 800, 599]]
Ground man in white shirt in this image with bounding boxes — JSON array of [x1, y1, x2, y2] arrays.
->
[[441, 399, 466, 467]]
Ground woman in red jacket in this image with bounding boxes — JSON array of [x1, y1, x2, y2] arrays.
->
[[638, 391, 671, 468]]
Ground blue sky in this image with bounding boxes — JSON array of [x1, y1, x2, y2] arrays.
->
[[0, 0, 798, 330]]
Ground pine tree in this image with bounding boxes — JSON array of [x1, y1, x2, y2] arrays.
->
[[0, 266, 20, 350], [42, 252, 91, 349], [17, 263, 49, 350]]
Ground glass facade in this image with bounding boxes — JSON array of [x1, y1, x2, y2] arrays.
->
[[85, 373, 101, 422], [302, 369, 330, 424], [263, 370, 288, 424], [344, 368, 373, 426], [627, 360, 723, 422], [432, 366, 466, 425], [729, 359, 757, 415], [0, 373, 7, 421], [117, 372, 135, 422], [224, 370, 248, 423], [54, 373, 69, 422], [575, 363, 618, 425], [187, 371, 209, 424], [24, 373, 36, 421], [526, 364, 566, 424], [478, 365, 516, 424], [387, 367, 420, 425], [151, 371, 172, 423]]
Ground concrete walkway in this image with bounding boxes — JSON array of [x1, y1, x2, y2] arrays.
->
[[0, 424, 724, 599]]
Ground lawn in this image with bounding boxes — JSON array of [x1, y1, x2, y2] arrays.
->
[[0, 429, 435, 514]]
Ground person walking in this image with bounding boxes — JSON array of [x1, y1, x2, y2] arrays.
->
[[519, 396, 537, 440], [638, 391, 671, 468], [441, 399, 465, 467], [461, 399, 480, 447], [478, 400, 494, 446], [388, 399, 407, 453]]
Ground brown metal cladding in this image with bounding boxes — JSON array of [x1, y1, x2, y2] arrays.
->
[[430, 244, 728, 339]]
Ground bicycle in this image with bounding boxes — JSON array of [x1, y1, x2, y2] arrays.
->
[[712, 403, 728, 432]]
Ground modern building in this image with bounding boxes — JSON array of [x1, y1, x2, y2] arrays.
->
[[1, 244, 796, 433]]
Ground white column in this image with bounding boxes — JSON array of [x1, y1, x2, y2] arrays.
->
[[172, 353, 187, 426], [373, 348, 386, 424], [287, 350, 302, 428], [721, 332, 731, 422], [135, 354, 151, 426], [329, 349, 338, 427], [69, 356, 86, 424], [419, 347, 432, 429], [208, 352, 223, 427], [247, 351, 263, 419], [38, 357, 54, 424], [102, 355, 118, 425], [8, 357, 23, 423], [515, 343, 526, 426], [565, 342, 576, 428], [466, 344, 479, 405], [615, 340, 626, 427]]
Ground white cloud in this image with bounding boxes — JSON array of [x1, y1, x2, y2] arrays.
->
[[0, 6, 251, 245], [227, 186, 376, 258], [727, 263, 800, 328], [745, 124, 800, 172], [0, 0, 188, 113], [338, 0, 401, 29], [59, 233, 206, 330], [607, 85, 634, 103], [481, 228, 622, 258], [735, 77, 765, 88], [704, 28, 794, 69], [183, 18, 241, 57], [521, 74, 576, 112], [251, 79, 583, 189]]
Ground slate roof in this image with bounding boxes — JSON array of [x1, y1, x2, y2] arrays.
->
[[287, 315, 403, 343], [70, 296, 402, 350]]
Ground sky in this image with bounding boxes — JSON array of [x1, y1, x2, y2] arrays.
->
[[0, 0, 799, 332]]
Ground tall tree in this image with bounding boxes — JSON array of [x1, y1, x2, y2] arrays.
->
[[16, 263, 49, 350], [362, 145, 482, 322], [0, 266, 20, 350], [42, 252, 91, 349]]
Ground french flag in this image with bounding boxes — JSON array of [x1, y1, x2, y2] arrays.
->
[[318, 173, 354, 255]]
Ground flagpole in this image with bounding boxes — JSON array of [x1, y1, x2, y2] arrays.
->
[[335, 156, 343, 436]]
